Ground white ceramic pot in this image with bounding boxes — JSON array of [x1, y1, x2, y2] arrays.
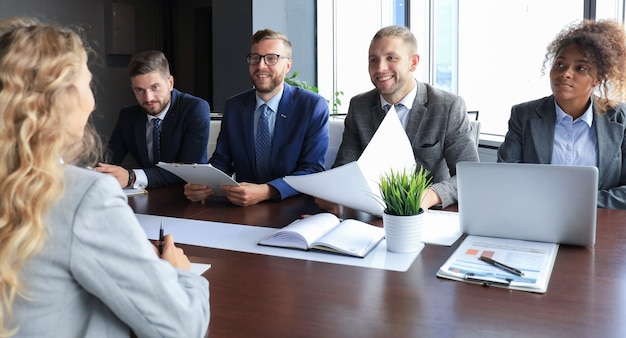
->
[[382, 211, 424, 253]]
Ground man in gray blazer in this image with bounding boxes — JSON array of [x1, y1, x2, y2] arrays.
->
[[331, 25, 479, 209]]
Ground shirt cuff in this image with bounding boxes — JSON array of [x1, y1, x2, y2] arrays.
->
[[134, 169, 148, 188]]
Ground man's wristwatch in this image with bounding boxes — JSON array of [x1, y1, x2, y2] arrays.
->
[[126, 169, 136, 188]]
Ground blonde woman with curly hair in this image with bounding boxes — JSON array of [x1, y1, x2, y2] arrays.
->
[[498, 19, 626, 209], [0, 18, 209, 337]]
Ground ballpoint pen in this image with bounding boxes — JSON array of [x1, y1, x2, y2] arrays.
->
[[158, 222, 164, 255], [479, 255, 525, 276]]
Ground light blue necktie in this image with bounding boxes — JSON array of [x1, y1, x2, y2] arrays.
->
[[255, 104, 272, 182], [152, 118, 162, 164]]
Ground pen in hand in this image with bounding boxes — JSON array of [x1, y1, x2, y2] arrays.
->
[[158, 221, 165, 256], [479, 255, 525, 276]]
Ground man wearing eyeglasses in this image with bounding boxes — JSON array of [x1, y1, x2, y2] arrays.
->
[[184, 29, 330, 206]]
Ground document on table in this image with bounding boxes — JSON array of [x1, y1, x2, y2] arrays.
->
[[123, 187, 147, 196], [157, 162, 239, 195], [422, 210, 462, 246], [190, 263, 211, 275], [284, 106, 415, 216], [137, 213, 421, 272], [436, 235, 559, 293]]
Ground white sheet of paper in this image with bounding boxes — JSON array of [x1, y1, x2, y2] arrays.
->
[[190, 263, 211, 275], [123, 187, 147, 196], [137, 211, 460, 272], [422, 210, 463, 246], [284, 107, 416, 216], [157, 162, 239, 195], [137, 213, 421, 272]]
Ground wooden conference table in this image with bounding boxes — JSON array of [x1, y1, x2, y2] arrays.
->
[[128, 185, 626, 337]]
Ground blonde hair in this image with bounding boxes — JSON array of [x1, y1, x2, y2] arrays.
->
[[0, 17, 99, 337]]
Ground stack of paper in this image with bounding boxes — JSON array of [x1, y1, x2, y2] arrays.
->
[[284, 107, 415, 216]]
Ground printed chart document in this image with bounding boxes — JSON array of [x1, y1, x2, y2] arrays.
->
[[284, 106, 415, 216], [157, 162, 239, 195], [258, 213, 385, 258], [436, 235, 559, 293]]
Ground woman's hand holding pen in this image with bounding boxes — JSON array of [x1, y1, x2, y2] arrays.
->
[[157, 234, 191, 271]]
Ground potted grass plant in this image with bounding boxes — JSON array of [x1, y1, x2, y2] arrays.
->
[[378, 166, 432, 253]]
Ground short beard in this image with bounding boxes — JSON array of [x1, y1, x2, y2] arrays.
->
[[251, 74, 282, 94], [142, 99, 169, 116]]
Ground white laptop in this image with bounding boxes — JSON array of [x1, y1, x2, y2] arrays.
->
[[456, 162, 598, 246]]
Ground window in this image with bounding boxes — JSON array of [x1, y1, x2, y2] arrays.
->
[[596, 0, 625, 20], [317, 0, 405, 114], [319, 0, 626, 138]]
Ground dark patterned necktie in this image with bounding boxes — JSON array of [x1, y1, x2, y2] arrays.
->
[[152, 118, 162, 164], [255, 104, 272, 182], [384, 103, 404, 112]]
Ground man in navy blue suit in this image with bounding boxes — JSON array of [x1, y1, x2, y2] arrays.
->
[[184, 29, 329, 206], [96, 50, 211, 188]]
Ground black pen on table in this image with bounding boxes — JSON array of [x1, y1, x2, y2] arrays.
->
[[158, 221, 164, 255], [479, 255, 525, 276]]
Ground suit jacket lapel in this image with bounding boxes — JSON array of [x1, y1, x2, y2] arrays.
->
[[242, 91, 258, 169], [159, 89, 179, 160], [405, 81, 427, 148], [134, 112, 150, 166], [529, 96, 557, 164], [595, 107, 622, 186], [273, 84, 292, 162]]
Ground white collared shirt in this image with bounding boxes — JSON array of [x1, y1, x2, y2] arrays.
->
[[133, 103, 171, 188], [380, 79, 417, 130]]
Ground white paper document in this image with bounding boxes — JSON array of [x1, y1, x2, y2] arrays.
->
[[137, 213, 421, 272], [190, 263, 211, 275], [284, 107, 416, 216], [135, 210, 462, 272], [123, 187, 147, 196], [422, 210, 462, 246], [157, 162, 239, 195]]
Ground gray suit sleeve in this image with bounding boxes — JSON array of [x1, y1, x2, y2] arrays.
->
[[69, 175, 210, 337], [429, 95, 480, 208]]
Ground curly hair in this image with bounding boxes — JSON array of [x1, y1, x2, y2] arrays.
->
[[0, 17, 100, 337], [542, 19, 626, 111]]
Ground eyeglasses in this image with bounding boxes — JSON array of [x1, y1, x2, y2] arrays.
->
[[246, 53, 290, 66]]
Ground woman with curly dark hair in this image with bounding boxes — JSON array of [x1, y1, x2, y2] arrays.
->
[[498, 19, 626, 209]]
